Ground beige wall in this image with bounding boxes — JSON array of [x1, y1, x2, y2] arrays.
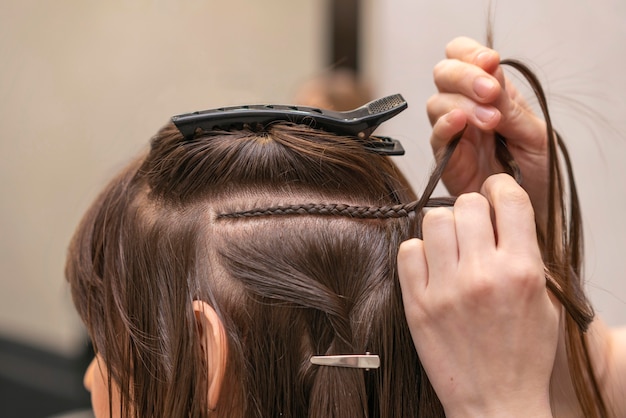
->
[[0, 0, 325, 355], [363, 0, 626, 325]]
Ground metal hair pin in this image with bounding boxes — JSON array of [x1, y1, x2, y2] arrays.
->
[[309, 353, 380, 370]]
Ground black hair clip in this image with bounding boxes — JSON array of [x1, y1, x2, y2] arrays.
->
[[171, 94, 407, 155]]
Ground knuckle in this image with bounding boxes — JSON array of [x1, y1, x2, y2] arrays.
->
[[509, 260, 545, 290], [403, 305, 429, 327], [503, 184, 528, 201], [483, 172, 509, 189], [459, 64, 475, 84], [445, 36, 471, 57], [444, 39, 457, 57], [462, 278, 501, 306], [506, 99, 525, 123], [399, 237, 421, 252], [461, 275, 498, 306], [454, 257, 546, 306], [433, 60, 446, 81], [421, 291, 456, 317], [423, 207, 453, 227], [485, 174, 531, 205], [499, 185, 531, 209], [426, 95, 439, 119], [450, 94, 467, 111], [454, 192, 488, 211], [404, 289, 456, 323], [398, 238, 422, 261]]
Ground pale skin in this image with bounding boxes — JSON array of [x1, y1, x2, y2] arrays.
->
[[399, 174, 557, 418], [427, 37, 552, 233], [84, 356, 120, 418], [398, 36, 626, 417]]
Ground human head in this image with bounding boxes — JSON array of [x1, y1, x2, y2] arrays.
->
[[66, 118, 445, 417], [67, 79, 600, 416]]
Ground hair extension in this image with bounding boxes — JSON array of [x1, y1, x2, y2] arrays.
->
[[486, 18, 605, 414], [497, 59, 606, 417]]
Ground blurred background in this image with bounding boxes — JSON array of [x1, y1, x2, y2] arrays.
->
[[1, 0, 625, 416]]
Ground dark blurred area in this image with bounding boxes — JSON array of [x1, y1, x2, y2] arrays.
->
[[0, 337, 92, 417]]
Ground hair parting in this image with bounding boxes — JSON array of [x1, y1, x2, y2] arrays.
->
[[217, 127, 466, 228]]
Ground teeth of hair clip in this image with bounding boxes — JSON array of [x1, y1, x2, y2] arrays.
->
[[309, 353, 380, 370]]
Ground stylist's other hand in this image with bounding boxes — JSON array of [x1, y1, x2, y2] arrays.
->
[[428, 37, 549, 229], [398, 174, 559, 418]]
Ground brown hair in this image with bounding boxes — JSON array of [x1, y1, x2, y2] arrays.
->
[[66, 69, 605, 417], [67, 122, 443, 417]]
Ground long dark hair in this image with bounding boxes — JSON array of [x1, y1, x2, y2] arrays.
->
[[485, 22, 606, 414], [66, 71, 605, 417], [493, 59, 606, 416]]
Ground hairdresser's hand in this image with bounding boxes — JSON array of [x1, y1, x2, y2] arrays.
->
[[428, 37, 549, 229], [398, 174, 559, 418]]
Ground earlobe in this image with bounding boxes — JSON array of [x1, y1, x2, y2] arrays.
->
[[192, 300, 228, 411]]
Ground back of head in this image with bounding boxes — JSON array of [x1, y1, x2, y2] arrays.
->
[[66, 121, 443, 417]]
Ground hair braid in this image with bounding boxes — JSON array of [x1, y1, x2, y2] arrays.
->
[[216, 196, 457, 221]]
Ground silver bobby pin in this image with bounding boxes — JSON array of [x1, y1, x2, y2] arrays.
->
[[310, 353, 380, 370]]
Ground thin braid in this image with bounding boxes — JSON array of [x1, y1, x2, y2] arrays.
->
[[218, 202, 414, 219], [216, 197, 456, 220]]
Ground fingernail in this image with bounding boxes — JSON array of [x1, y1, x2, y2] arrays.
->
[[473, 77, 496, 99], [475, 106, 497, 123]]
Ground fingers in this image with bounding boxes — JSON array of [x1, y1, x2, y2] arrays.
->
[[453, 193, 496, 260], [434, 37, 547, 151], [428, 108, 467, 149], [399, 174, 541, 324], [430, 37, 505, 132], [422, 208, 459, 282], [433, 58, 501, 103], [398, 238, 428, 292], [445, 36, 501, 73], [480, 174, 539, 255], [427, 93, 501, 130], [430, 38, 504, 131]]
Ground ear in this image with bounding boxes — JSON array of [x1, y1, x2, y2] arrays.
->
[[192, 300, 228, 410]]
